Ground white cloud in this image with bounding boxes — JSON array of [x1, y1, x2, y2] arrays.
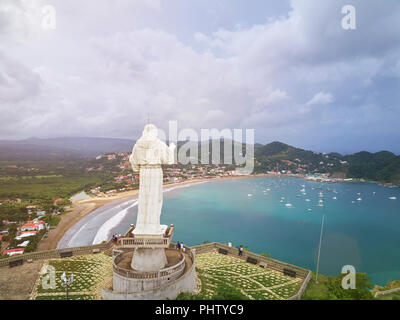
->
[[0, 0, 399, 153], [307, 92, 334, 106]]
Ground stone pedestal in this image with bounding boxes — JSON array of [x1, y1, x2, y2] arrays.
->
[[102, 247, 197, 300], [131, 248, 167, 271]]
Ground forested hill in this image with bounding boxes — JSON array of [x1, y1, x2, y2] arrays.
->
[[0, 137, 399, 184], [254, 141, 345, 175], [254, 141, 400, 184], [343, 151, 400, 183]]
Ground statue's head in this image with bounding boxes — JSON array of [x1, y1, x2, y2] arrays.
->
[[142, 124, 158, 141]]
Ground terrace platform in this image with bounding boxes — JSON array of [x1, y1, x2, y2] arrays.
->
[[101, 246, 196, 300]]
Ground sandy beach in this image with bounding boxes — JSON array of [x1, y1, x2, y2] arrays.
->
[[40, 174, 282, 250], [38, 178, 212, 250]]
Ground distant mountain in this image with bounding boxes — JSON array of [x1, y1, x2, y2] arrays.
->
[[0, 137, 135, 159], [255, 141, 295, 157], [1, 137, 399, 184], [0, 142, 82, 161]]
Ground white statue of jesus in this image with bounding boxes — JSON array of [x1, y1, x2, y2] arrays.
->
[[129, 124, 175, 236]]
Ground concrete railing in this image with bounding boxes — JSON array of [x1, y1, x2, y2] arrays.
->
[[113, 251, 185, 280], [118, 237, 170, 249], [0, 240, 113, 267], [287, 270, 312, 300], [192, 242, 310, 278], [374, 287, 400, 298], [117, 225, 173, 249]]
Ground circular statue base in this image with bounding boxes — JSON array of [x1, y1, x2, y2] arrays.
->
[[102, 247, 197, 300]]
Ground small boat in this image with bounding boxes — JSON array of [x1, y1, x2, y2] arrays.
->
[[280, 199, 284, 203], [308, 208, 312, 211], [296, 194, 302, 198], [357, 192, 361, 196], [333, 197, 337, 200], [389, 196, 397, 200], [373, 192, 376, 195], [285, 203, 293, 207], [357, 197, 362, 201], [248, 194, 252, 197], [318, 192, 323, 198], [305, 199, 311, 202], [300, 188, 306, 193], [266, 188, 271, 191]]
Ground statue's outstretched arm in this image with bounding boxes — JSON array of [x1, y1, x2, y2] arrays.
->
[[129, 145, 140, 172]]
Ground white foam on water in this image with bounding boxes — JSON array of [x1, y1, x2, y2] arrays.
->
[[90, 181, 208, 244], [163, 181, 207, 194], [92, 200, 138, 244], [63, 221, 90, 248]]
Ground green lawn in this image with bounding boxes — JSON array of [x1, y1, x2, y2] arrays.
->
[[33, 253, 112, 300], [0, 175, 104, 200], [178, 250, 303, 300], [302, 272, 375, 300]]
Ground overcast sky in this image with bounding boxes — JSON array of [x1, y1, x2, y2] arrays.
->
[[0, 0, 399, 154]]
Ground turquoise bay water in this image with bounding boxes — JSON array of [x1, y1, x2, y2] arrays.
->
[[160, 177, 400, 286]]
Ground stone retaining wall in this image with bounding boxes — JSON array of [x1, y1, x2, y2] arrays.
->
[[374, 287, 400, 298], [0, 240, 113, 267]]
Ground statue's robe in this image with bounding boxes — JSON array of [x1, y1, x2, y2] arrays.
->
[[129, 137, 174, 235]]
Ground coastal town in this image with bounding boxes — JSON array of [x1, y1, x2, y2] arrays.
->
[[0, 148, 356, 258]]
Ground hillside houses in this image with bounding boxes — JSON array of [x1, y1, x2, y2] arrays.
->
[[2, 248, 24, 256], [21, 220, 45, 232]]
